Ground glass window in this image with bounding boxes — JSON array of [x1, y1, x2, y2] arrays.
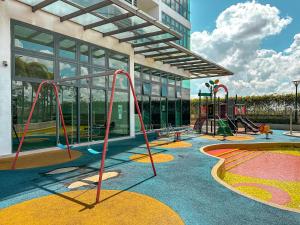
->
[[59, 38, 76, 60], [80, 65, 90, 85], [168, 86, 175, 98], [108, 91, 129, 137], [152, 83, 160, 96], [176, 87, 181, 98], [109, 52, 129, 71], [168, 76, 175, 85], [135, 80, 142, 95], [143, 68, 151, 80], [152, 75, 160, 82], [14, 24, 54, 54], [80, 44, 89, 63], [12, 81, 57, 152], [92, 67, 106, 88], [109, 74, 128, 90], [15, 54, 54, 80], [79, 87, 90, 143], [59, 86, 77, 144], [92, 47, 106, 67], [182, 80, 190, 89], [59, 62, 77, 79], [151, 97, 161, 129], [143, 83, 151, 95], [182, 88, 190, 99], [135, 65, 142, 79], [91, 89, 106, 141]]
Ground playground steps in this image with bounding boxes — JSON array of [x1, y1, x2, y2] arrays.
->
[[224, 150, 265, 171], [221, 150, 248, 159], [214, 149, 239, 157]]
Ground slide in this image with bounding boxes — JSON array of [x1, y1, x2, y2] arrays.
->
[[193, 118, 205, 132], [243, 117, 260, 129], [226, 116, 238, 132], [237, 117, 259, 133], [217, 120, 234, 136]]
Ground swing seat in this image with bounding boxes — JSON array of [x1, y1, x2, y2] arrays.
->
[[87, 148, 109, 155], [57, 143, 74, 150], [87, 148, 101, 155]]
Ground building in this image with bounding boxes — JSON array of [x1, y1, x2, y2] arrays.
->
[[0, 0, 232, 156]]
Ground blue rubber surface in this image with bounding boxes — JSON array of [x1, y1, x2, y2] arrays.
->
[[1, 130, 300, 225]]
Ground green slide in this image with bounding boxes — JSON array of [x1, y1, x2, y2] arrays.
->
[[217, 120, 234, 137]]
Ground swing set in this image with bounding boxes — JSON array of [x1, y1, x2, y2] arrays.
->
[[10, 69, 157, 204]]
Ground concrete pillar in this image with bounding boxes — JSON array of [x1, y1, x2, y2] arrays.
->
[[0, 2, 12, 156], [129, 51, 135, 137]]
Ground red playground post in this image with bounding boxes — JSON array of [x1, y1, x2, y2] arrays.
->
[[95, 69, 157, 203], [11, 81, 72, 170]]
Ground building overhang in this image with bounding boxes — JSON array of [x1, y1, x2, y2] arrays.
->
[[15, 0, 233, 79]]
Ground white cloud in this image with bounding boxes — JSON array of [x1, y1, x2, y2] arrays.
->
[[190, 1, 298, 97]]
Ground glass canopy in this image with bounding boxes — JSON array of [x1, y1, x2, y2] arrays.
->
[[17, 0, 233, 79], [134, 41, 233, 78], [17, 0, 181, 46]]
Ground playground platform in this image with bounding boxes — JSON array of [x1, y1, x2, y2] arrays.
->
[[1, 130, 300, 225]]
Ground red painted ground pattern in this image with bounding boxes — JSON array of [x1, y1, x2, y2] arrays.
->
[[230, 152, 300, 182], [206, 149, 236, 156]]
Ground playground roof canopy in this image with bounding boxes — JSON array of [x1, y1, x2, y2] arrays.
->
[[17, 0, 233, 79]]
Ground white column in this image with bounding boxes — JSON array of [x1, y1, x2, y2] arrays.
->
[[0, 2, 12, 156], [129, 51, 135, 137]]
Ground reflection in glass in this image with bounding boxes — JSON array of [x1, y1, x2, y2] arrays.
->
[[152, 83, 160, 96], [12, 81, 57, 152], [92, 48, 105, 67], [168, 86, 175, 98], [161, 98, 167, 128], [108, 91, 129, 138], [59, 38, 76, 59], [151, 97, 161, 129], [59, 62, 77, 79], [182, 99, 190, 125], [91, 89, 106, 141], [79, 88, 90, 142], [15, 55, 54, 80], [14, 24, 54, 54], [176, 99, 182, 126], [92, 67, 106, 88], [59, 86, 77, 144], [80, 44, 89, 62], [143, 83, 151, 95], [142, 96, 151, 130], [109, 52, 129, 71], [168, 99, 176, 126]]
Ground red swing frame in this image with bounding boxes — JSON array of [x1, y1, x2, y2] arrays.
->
[[95, 69, 157, 203], [11, 80, 72, 170]]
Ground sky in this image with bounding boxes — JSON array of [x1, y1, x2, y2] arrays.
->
[[189, 0, 300, 98]]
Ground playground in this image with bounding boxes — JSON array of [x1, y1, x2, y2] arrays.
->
[[1, 75, 300, 225]]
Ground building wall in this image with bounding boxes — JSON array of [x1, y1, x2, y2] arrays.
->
[[0, 4, 12, 155]]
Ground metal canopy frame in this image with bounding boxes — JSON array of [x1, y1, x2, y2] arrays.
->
[[18, 0, 181, 47], [134, 41, 233, 78], [17, 0, 233, 79]]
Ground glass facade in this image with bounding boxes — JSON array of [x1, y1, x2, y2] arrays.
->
[[12, 21, 130, 152], [161, 12, 190, 49], [134, 64, 190, 131], [162, 0, 190, 20]]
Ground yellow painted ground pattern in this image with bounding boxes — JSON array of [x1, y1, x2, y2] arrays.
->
[[0, 150, 82, 170], [150, 140, 192, 148], [0, 190, 184, 225], [235, 186, 272, 202], [130, 153, 174, 163], [201, 135, 255, 141], [223, 172, 300, 209]]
